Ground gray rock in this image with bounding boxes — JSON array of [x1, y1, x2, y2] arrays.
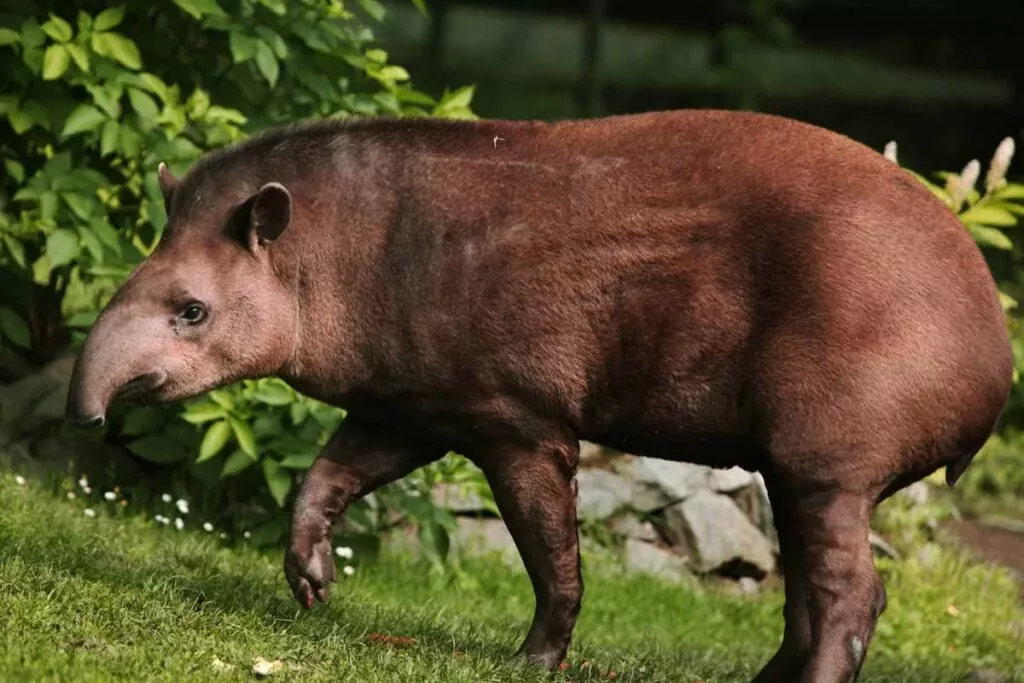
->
[[0, 353, 75, 444], [621, 457, 710, 509], [576, 468, 632, 520], [579, 440, 619, 466], [708, 467, 754, 493], [751, 473, 778, 546], [898, 481, 931, 505], [453, 517, 520, 566], [623, 538, 689, 582], [609, 514, 659, 542], [963, 668, 1005, 683], [664, 489, 776, 577], [431, 482, 491, 514]]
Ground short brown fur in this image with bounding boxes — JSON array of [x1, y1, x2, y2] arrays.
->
[[67, 109, 1013, 683]]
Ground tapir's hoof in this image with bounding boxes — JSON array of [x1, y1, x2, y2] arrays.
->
[[284, 532, 336, 608], [507, 649, 565, 672]]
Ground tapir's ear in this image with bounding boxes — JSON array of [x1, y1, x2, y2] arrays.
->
[[245, 182, 292, 250], [157, 162, 180, 205]]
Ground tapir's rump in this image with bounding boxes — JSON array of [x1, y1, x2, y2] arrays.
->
[[67, 108, 1013, 682]]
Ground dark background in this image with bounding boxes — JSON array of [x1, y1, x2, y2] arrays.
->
[[379, 0, 1023, 174]]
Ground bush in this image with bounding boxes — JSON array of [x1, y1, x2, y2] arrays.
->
[[0, 0, 485, 560]]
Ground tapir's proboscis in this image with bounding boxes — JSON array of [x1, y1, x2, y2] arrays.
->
[[65, 109, 1012, 682]]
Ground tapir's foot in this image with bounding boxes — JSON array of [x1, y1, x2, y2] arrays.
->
[[284, 529, 336, 608], [508, 647, 565, 672]]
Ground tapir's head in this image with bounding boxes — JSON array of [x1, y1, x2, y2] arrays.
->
[[65, 163, 299, 427]]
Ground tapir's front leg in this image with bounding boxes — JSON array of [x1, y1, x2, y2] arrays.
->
[[284, 420, 445, 608]]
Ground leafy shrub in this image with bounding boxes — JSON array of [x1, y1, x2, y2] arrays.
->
[[0, 0, 485, 559]]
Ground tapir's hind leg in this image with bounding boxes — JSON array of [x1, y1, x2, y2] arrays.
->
[[752, 473, 812, 682], [759, 480, 887, 683], [472, 440, 583, 670]]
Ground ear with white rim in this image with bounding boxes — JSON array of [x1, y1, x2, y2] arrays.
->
[[243, 182, 292, 251]]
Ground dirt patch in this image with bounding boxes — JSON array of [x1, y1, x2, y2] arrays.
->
[[947, 518, 1024, 600]]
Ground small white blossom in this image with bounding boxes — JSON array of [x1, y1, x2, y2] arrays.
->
[[78, 476, 89, 489], [174, 517, 185, 530], [84, 508, 96, 518], [14, 475, 26, 486], [986, 136, 1016, 193], [947, 159, 980, 211], [161, 493, 172, 503], [175, 499, 189, 515], [883, 140, 898, 164], [342, 565, 355, 577], [155, 515, 169, 525], [83, 486, 92, 495], [335, 546, 354, 560], [219, 532, 228, 540], [202, 522, 214, 532], [66, 492, 76, 500], [104, 491, 117, 501], [243, 531, 251, 539]]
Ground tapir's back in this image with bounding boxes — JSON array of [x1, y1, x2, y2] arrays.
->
[[385, 109, 1011, 471]]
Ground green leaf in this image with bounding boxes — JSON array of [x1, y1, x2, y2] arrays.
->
[[128, 435, 187, 464], [437, 85, 475, 111], [258, 0, 288, 15], [120, 406, 164, 436], [96, 32, 141, 69], [62, 104, 106, 137], [262, 458, 292, 507], [960, 204, 1019, 228], [228, 31, 259, 63], [94, 6, 126, 31], [46, 229, 80, 267], [0, 306, 31, 348], [251, 381, 293, 406], [2, 235, 27, 269], [279, 451, 318, 470], [65, 310, 99, 329], [181, 402, 225, 424], [254, 26, 288, 59], [209, 391, 235, 411], [42, 44, 70, 80], [994, 184, 1024, 201], [355, 0, 387, 21], [171, 0, 226, 20], [197, 420, 232, 463], [63, 192, 94, 221], [127, 87, 159, 122], [41, 15, 73, 43], [410, 0, 429, 16], [254, 41, 279, 87], [221, 449, 257, 477], [968, 224, 1014, 251], [66, 43, 89, 71], [228, 416, 257, 458], [0, 28, 22, 45], [87, 85, 122, 118], [100, 120, 120, 156], [4, 159, 25, 184], [377, 65, 410, 82]]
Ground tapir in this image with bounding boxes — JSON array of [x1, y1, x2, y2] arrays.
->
[[65, 108, 1013, 682]]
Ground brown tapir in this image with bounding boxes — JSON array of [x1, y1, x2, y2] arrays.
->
[[65, 108, 1013, 682]]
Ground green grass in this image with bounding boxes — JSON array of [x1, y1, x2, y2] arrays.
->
[[0, 474, 1022, 682]]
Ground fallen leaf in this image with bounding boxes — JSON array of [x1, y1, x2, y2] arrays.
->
[[251, 656, 285, 677], [365, 633, 416, 648], [946, 604, 961, 617]]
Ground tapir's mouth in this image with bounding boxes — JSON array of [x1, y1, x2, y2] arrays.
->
[[114, 370, 169, 404]]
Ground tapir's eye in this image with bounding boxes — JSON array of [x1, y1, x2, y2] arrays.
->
[[179, 303, 207, 324]]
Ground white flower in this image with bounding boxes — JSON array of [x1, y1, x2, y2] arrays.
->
[[84, 508, 96, 518], [947, 159, 980, 211], [155, 515, 169, 525], [14, 475, 26, 486], [174, 518, 184, 530], [335, 546, 354, 560], [161, 493, 172, 503], [342, 565, 355, 577], [104, 491, 117, 501], [243, 531, 251, 539], [219, 532, 227, 540], [986, 136, 1016, 193], [78, 476, 89, 489], [83, 486, 92, 495], [66, 492, 76, 500], [883, 140, 898, 164], [202, 522, 214, 532], [175, 499, 189, 515]]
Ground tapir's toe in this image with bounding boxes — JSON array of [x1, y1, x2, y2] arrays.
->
[[284, 534, 336, 608]]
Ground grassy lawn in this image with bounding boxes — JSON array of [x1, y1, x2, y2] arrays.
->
[[1, 474, 1022, 682]]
